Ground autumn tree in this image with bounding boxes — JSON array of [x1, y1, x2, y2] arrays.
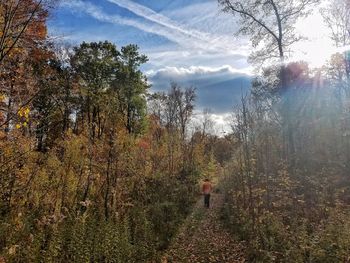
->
[[0, 0, 49, 64], [0, 49, 35, 132], [0, 0, 52, 135], [32, 51, 76, 151]]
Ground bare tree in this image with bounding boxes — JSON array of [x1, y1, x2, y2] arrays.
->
[[218, 0, 319, 65], [321, 0, 350, 48], [322, 0, 350, 86], [201, 108, 214, 137], [166, 82, 196, 140]]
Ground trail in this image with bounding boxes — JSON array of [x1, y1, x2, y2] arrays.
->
[[162, 193, 246, 263]]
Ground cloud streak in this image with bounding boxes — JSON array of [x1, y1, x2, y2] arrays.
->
[[67, 0, 247, 55], [107, 0, 229, 50], [107, 0, 247, 54], [61, 1, 190, 46], [107, 0, 209, 40], [58, 0, 251, 73]]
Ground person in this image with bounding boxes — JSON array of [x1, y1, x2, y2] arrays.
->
[[202, 179, 212, 208]]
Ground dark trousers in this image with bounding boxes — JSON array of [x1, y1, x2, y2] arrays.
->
[[204, 194, 210, 208]]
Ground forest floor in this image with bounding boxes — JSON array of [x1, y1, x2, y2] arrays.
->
[[161, 193, 246, 263]]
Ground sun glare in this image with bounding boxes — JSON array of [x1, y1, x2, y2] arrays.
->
[[293, 8, 337, 68]]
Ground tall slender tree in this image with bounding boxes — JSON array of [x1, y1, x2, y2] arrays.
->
[[117, 44, 149, 134]]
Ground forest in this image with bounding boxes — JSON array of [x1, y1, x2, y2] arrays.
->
[[0, 0, 350, 262]]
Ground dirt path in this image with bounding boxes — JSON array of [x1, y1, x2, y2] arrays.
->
[[162, 193, 246, 263]]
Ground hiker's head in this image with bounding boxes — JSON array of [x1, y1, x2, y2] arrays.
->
[[204, 178, 209, 182]]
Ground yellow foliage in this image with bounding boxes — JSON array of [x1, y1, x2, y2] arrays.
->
[[18, 106, 30, 118]]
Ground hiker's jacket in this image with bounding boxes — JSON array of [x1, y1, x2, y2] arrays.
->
[[202, 182, 212, 195]]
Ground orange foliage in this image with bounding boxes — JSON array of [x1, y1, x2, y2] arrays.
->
[[0, 0, 48, 63], [138, 140, 150, 150]]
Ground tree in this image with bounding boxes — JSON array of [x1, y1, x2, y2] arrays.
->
[[32, 53, 75, 151], [0, 0, 51, 133], [0, 0, 49, 64], [166, 83, 196, 173], [218, 0, 319, 65], [201, 108, 214, 138], [322, 0, 350, 86], [325, 53, 350, 97], [117, 44, 149, 134], [218, 0, 318, 163], [170, 83, 196, 141], [71, 41, 120, 139], [0, 49, 35, 132], [321, 0, 350, 48]]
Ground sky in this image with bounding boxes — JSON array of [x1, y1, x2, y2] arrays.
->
[[48, 0, 336, 134]]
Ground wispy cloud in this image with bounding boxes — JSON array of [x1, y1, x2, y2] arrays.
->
[[106, 0, 246, 54], [61, 0, 248, 55], [107, 0, 210, 43], [61, 1, 188, 46], [143, 49, 249, 70]]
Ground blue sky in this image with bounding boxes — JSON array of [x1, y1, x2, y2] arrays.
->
[[48, 0, 251, 70], [48, 0, 335, 133], [48, 0, 254, 132]]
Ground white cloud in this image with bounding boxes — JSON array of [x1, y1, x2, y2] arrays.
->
[[148, 65, 252, 115], [191, 111, 233, 136], [147, 65, 252, 86], [147, 65, 252, 77]]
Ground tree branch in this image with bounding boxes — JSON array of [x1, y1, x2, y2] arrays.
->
[[223, 0, 280, 42]]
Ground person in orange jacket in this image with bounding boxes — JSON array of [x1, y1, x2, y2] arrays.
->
[[202, 178, 212, 208]]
